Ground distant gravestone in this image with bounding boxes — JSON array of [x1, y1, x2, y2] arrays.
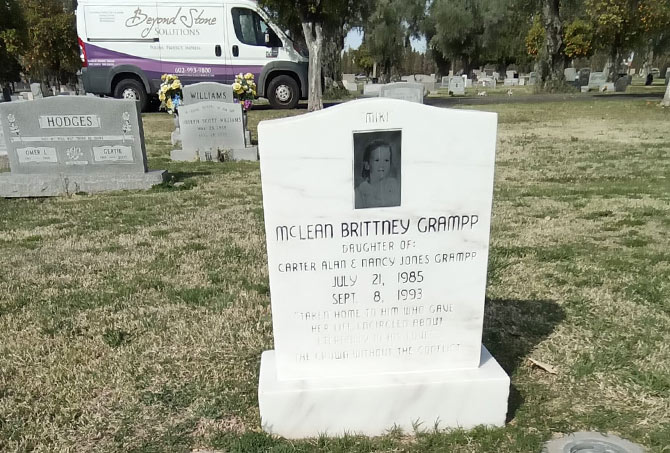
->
[[578, 68, 591, 87], [588, 72, 607, 90], [379, 82, 424, 103], [0, 97, 167, 197], [506, 70, 515, 80], [342, 74, 356, 84], [181, 82, 234, 106], [30, 83, 43, 99], [478, 77, 497, 89], [257, 98, 509, 438], [503, 78, 519, 86], [564, 68, 577, 82], [363, 84, 383, 97], [441, 76, 450, 88], [342, 80, 359, 92], [465, 78, 473, 88], [0, 118, 7, 170], [171, 101, 256, 162], [448, 76, 465, 95], [528, 72, 539, 85]]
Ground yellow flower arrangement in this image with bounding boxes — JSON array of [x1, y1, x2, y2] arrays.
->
[[157, 74, 183, 115], [233, 72, 256, 111]]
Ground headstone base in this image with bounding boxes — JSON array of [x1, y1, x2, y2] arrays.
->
[[0, 154, 9, 171], [171, 147, 259, 162], [258, 346, 510, 438], [171, 149, 199, 162], [0, 170, 168, 197]]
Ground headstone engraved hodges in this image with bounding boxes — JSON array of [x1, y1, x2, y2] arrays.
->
[[257, 98, 509, 438], [0, 97, 167, 197]]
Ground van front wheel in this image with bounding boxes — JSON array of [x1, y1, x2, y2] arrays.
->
[[267, 75, 299, 109], [113, 79, 148, 112]]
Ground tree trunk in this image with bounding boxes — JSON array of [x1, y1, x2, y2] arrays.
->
[[642, 43, 653, 79], [322, 26, 344, 84], [542, 0, 564, 82], [302, 21, 324, 112], [661, 80, 670, 107]]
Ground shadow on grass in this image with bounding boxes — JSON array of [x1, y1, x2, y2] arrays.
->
[[483, 298, 565, 422]]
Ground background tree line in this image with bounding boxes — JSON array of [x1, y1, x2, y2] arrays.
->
[[0, 0, 79, 89], [1, 0, 668, 109]]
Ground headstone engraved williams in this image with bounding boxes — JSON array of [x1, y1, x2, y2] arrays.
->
[[379, 82, 424, 103], [257, 98, 509, 438], [181, 82, 234, 106], [0, 97, 167, 197], [172, 101, 257, 162]]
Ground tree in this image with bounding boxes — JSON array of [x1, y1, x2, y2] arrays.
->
[[364, 0, 406, 82], [5, 0, 80, 87], [260, 0, 371, 111], [0, 0, 24, 84], [542, 0, 566, 82], [586, 0, 644, 81]]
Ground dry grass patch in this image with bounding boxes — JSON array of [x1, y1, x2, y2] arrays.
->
[[0, 99, 668, 452]]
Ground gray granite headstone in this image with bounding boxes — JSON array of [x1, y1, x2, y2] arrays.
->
[[379, 82, 424, 103], [448, 76, 465, 95], [578, 68, 591, 87], [588, 72, 607, 90], [173, 101, 256, 162], [0, 96, 166, 196], [564, 68, 577, 82], [181, 82, 234, 106]]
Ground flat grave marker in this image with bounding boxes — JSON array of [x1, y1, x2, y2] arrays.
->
[[0, 96, 166, 197], [257, 98, 509, 438]]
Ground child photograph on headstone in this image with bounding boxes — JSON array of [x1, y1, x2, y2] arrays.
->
[[353, 130, 402, 209]]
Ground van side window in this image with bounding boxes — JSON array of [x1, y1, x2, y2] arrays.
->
[[232, 8, 281, 47]]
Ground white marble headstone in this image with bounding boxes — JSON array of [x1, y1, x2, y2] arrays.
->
[[257, 98, 509, 437], [449, 76, 465, 95]]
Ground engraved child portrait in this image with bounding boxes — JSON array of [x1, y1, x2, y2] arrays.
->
[[354, 130, 401, 209]]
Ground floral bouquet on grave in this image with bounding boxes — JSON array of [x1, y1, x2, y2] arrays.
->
[[158, 74, 183, 115], [232, 72, 257, 111]]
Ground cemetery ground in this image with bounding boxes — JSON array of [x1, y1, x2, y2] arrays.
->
[[0, 99, 668, 452]]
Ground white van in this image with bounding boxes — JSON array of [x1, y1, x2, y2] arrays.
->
[[76, 0, 308, 110]]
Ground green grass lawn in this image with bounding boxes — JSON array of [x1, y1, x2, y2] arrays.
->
[[0, 99, 669, 452]]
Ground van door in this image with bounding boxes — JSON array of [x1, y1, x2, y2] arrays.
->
[[226, 5, 283, 82], [157, 4, 230, 86]]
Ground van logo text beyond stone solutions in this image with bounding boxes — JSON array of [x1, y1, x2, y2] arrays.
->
[[125, 7, 217, 38]]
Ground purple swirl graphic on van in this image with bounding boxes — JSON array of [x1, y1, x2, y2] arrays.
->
[[86, 43, 263, 81]]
